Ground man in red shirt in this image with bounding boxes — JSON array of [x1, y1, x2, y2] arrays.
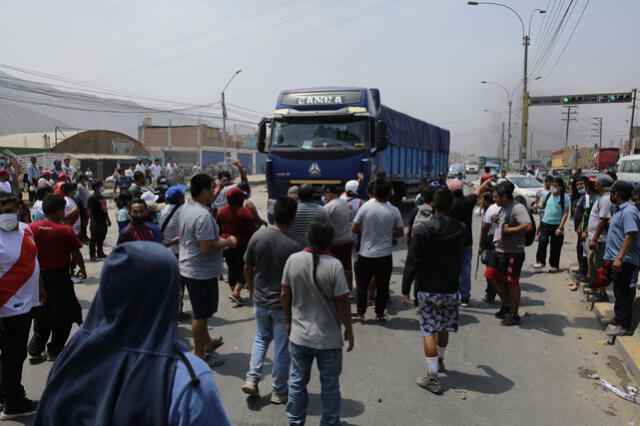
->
[[27, 194, 86, 364], [216, 186, 257, 306], [117, 199, 158, 244]]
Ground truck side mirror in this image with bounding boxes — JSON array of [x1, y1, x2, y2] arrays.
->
[[375, 119, 388, 152], [257, 118, 268, 153]]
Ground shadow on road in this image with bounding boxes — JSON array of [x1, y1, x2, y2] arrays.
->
[[444, 365, 514, 395], [214, 352, 252, 380], [518, 313, 603, 336], [520, 282, 546, 293], [384, 316, 419, 331], [244, 393, 365, 420]]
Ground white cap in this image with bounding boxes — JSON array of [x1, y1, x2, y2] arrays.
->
[[345, 180, 359, 194], [141, 190, 159, 202]]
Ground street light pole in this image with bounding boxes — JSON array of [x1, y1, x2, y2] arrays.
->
[[468, 2, 545, 170], [481, 81, 512, 169], [221, 69, 242, 163]]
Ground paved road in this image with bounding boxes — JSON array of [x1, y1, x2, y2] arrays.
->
[[15, 185, 639, 425]]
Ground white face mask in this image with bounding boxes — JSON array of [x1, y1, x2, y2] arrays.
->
[[0, 213, 18, 231], [550, 187, 559, 194]]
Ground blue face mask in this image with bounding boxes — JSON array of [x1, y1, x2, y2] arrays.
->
[[578, 188, 586, 195]]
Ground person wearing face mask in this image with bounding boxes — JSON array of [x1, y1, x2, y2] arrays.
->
[[534, 177, 570, 272], [87, 181, 111, 261], [571, 177, 591, 283], [117, 199, 157, 244], [602, 181, 640, 337], [27, 195, 86, 366], [0, 192, 42, 419]]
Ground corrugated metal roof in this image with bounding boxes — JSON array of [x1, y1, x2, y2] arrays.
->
[[0, 132, 57, 149], [70, 153, 138, 160]]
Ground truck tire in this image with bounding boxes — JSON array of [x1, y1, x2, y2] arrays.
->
[[391, 182, 406, 205]]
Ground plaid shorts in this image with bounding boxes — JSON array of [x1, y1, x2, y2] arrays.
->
[[417, 291, 460, 337]]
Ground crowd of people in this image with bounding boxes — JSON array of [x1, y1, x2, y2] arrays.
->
[[1, 157, 638, 423]]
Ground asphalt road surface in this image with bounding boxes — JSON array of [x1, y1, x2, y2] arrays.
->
[[14, 184, 639, 425]]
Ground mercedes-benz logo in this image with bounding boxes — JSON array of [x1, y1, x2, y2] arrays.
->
[[308, 162, 321, 177]]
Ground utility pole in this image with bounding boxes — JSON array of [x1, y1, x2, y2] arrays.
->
[[499, 122, 505, 168], [591, 117, 603, 149], [561, 105, 578, 148], [520, 34, 529, 169], [630, 88, 637, 152], [529, 132, 533, 161], [507, 100, 512, 169], [220, 70, 242, 163]]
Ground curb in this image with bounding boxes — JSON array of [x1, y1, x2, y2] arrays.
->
[[575, 277, 640, 381]]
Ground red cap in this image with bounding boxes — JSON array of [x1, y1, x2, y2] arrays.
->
[[42, 170, 51, 176], [0, 169, 8, 176], [58, 173, 69, 179]]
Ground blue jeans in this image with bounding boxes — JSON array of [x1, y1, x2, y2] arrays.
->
[[459, 245, 472, 299], [246, 306, 290, 395], [287, 342, 343, 426]]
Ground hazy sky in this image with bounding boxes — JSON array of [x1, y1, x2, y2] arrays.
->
[[1, 0, 639, 156]]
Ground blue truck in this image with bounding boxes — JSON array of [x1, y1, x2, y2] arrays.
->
[[256, 87, 450, 212]]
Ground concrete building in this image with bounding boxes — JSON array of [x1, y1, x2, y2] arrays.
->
[[138, 120, 266, 174]]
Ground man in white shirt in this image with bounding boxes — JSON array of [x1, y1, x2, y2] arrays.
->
[[0, 170, 12, 193], [62, 158, 77, 181], [149, 159, 163, 184], [352, 178, 404, 322]]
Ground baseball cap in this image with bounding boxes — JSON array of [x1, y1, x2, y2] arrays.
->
[[611, 180, 633, 199], [58, 173, 68, 180], [489, 170, 498, 177], [595, 174, 613, 188], [633, 182, 640, 194], [42, 170, 51, 176], [165, 185, 186, 204], [446, 178, 463, 192], [0, 169, 8, 176], [141, 190, 159, 202], [53, 159, 61, 164], [345, 180, 359, 195]]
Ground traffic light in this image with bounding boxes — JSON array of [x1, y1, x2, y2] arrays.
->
[[597, 93, 632, 103], [562, 97, 569, 103]]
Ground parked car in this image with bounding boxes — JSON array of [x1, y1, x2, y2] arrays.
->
[[465, 162, 479, 174], [507, 175, 543, 211]]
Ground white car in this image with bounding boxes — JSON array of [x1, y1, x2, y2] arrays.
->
[[465, 162, 479, 174], [506, 175, 543, 211]]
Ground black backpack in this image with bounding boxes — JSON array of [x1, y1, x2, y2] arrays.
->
[[505, 202, 537, 247]]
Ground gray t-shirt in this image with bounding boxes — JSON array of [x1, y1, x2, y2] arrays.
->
[[323, 198, 352, 246], [282, 250, 349, 350], [160, 203, 183, 255], [244, 227, 303, 310], [178, 201, 223, 280], [495, 202, 531, 254], [353, 200, 403, 258], [292, 202, 328, 242], [587, 193, 612, 243]]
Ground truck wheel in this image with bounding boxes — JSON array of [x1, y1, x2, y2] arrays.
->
[[391, 182, 406, 205]]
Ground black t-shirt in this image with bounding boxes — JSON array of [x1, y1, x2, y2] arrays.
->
[[451, 193, 478, 246], [87, 194, 108, 225]]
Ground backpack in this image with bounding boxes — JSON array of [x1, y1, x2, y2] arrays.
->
[[412, 204, 433, 230], [543, 191, 565, 210], [505, 202, 537, 247]]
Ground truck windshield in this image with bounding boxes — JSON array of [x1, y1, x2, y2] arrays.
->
[[271, 117, 367, 150]]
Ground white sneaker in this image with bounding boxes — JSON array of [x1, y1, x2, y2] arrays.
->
[[533, 263, 544, 269], [548, 266, 559, 273]]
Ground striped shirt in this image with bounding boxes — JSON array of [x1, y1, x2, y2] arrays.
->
[[0, 222, 40, 318], [292, 202, 328, 243]]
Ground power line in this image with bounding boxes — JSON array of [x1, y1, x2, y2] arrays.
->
[[530, 0, 577, 77], [538, 0, 590, 83]]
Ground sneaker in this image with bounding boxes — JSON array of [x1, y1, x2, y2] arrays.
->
[[416, 376, 443, 395], [605, 325, 633, 336], [71, 276, 83, 284], [460, 298, 470, 307], [205, 336, 224, 353], [501, 313, 521, 326], [482, 294, 496, 304], [533, 262, 545, 269], [47, 353, 57, 362], [494, 306, 510, 319], [548, 266, 560, 273], [228, 294, 244, 306], [600, 317, 618, 327], [241, 381, 259, 397], [178, 311, 192, 322], [89, 256, 101, 262], [28, 353, 46, 365], [374, 314, 388, 323], [204, 351, 225, 367], [588, 293, 609, 303], [353, 314, 365, 324], [568, 282, 580, 292], [97, 252, 108, 259], [438, 358, 445, 373], [0, 398, 38, 420], [270, 392, 288, 405]]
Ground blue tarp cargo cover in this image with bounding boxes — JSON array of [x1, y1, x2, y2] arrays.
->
[[379, 105, 450, 154]]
